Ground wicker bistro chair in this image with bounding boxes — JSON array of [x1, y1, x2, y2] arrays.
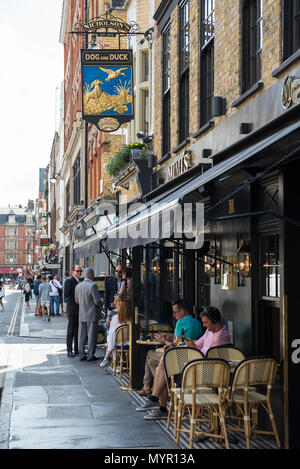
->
[[176, 358, 231, 449], [113, 325, 130, 379], [206, 345, 246, 362], [225, 357, 281, 449], [163, 347, 205, 435], [147, 323, 173, 339]]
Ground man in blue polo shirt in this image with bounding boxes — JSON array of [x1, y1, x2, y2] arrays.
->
[[172, 299, 203, 341], [137, 299, 202, 397]]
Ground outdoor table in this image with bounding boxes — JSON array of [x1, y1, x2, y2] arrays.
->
[[136, 340, 162, 346]]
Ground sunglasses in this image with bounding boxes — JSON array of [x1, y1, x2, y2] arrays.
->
[[75, 269, 82, 273], [116, 270, 123, 273]]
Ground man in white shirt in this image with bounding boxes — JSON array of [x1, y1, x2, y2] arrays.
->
[[49, 275, 63, 316]]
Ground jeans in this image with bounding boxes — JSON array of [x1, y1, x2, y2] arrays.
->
[[50, 295, 61, 315]]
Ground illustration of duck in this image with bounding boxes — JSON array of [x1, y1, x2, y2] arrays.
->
[[99, 66, 128, 82]]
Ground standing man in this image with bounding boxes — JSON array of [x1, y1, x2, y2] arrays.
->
[[64, 265, 82, 357], [38, 275, 51, 322], [105, 265, 123, 311], [75, 267, 103, 362]]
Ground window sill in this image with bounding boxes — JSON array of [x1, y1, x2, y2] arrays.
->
[[192, 120, 214, 139], [232, 81, 264, 108], [272, 49, 300, 77], [172, 137, 190, 154]]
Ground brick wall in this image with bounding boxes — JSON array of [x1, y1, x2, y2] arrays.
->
[[153, 0, 289, 163]]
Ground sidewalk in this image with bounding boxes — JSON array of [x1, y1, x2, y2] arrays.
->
[[19, 296, 68, 339], [0, 297, 279, 450], [0, 298, 177, 449]]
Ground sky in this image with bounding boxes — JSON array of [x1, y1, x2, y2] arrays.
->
[[0, 0, 64, 208]]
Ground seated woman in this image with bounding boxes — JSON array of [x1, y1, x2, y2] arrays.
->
[[100, 297, 131, 368]]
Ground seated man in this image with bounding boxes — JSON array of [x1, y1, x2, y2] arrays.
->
[[139, 299, 203, 397], [136, 306, 231, 420]]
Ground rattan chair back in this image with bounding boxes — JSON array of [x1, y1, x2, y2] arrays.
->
[[115, 324, 130, 344], [206, 345, 245, 361], [231, 356, 278, 393], [163, 347, 204, 384], [181, 358, 231, 390]]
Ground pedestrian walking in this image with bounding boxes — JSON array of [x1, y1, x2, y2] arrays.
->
[[75, 267, 103, 361], [62, 271, 70, 315], [23, 281, 32, 310], [0, 281, 5, 311], [49, 275, 63, 316], [33, 275, 42, 316], [38, 275, 51, 321], [64, 266, 82, 357]]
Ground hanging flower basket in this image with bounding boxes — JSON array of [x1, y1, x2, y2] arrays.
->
[[106, 142, 147, 178]]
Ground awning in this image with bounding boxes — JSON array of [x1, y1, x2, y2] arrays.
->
[[104, 120, 300, 250], [74, 229, 106, 258]]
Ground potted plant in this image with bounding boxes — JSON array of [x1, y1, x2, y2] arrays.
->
[[106, 142, 146, 178]]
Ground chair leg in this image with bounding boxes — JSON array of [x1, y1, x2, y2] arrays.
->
[[266, 400, 281, 448], [119, 353, 123, 379], [113, 350, 117, 376], [166, 395, 173, 430], [219, 405, 230, 449], [189, 403, 196, 449], [176, 400, 183, 445], [243, 415, 251, 449], [251, 406, 258, 440]]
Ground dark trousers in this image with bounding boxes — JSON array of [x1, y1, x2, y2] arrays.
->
[[66, 313, 79, 353]]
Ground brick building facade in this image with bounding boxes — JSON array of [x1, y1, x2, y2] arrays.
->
[[0, 205, 37, 279]]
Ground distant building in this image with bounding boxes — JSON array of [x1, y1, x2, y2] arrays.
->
[[0, 205, 37, 280]]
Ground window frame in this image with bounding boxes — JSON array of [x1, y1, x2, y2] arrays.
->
[[65, 181, 70, 218], [179, 0, 190, 144], [242, 0, 262, 93], [162, 23, 171, 157], [283, 0, 300, 60], [199, 0, 215, 126], [73, 154, 81, 206]]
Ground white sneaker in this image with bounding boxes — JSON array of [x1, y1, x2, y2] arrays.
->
[[100, 357, 110, 368]]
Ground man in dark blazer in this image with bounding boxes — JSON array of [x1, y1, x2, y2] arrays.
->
[[64, 265, 82, 357], [105, 265, 123, 311]]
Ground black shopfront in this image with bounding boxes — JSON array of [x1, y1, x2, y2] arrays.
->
[[102, 67, 300, 447]]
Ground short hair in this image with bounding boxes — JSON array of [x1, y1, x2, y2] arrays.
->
[[64, 272, 69, 277], [200, 306, 221, 324], [37, 274, 42, 280], [83, 267, 94, 278], [172, 299, 191, 313], [41, 275, 46, 281]]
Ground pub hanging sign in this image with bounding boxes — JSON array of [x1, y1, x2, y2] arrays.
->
[[81, 49, 134, 132]]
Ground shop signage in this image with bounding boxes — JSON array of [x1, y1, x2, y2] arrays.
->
[[85, 215, 99, 229], [167, 151, 193, 181], [282, 76, 300, 109], [45, 264, 61, 269], [81, 49, 134, 132], [73, 12, 132, 35], [40, 238, 50, 246]]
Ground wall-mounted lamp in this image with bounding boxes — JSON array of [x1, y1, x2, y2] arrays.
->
[[151, 256, 160, 275], [236, 240, 251, 277]]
